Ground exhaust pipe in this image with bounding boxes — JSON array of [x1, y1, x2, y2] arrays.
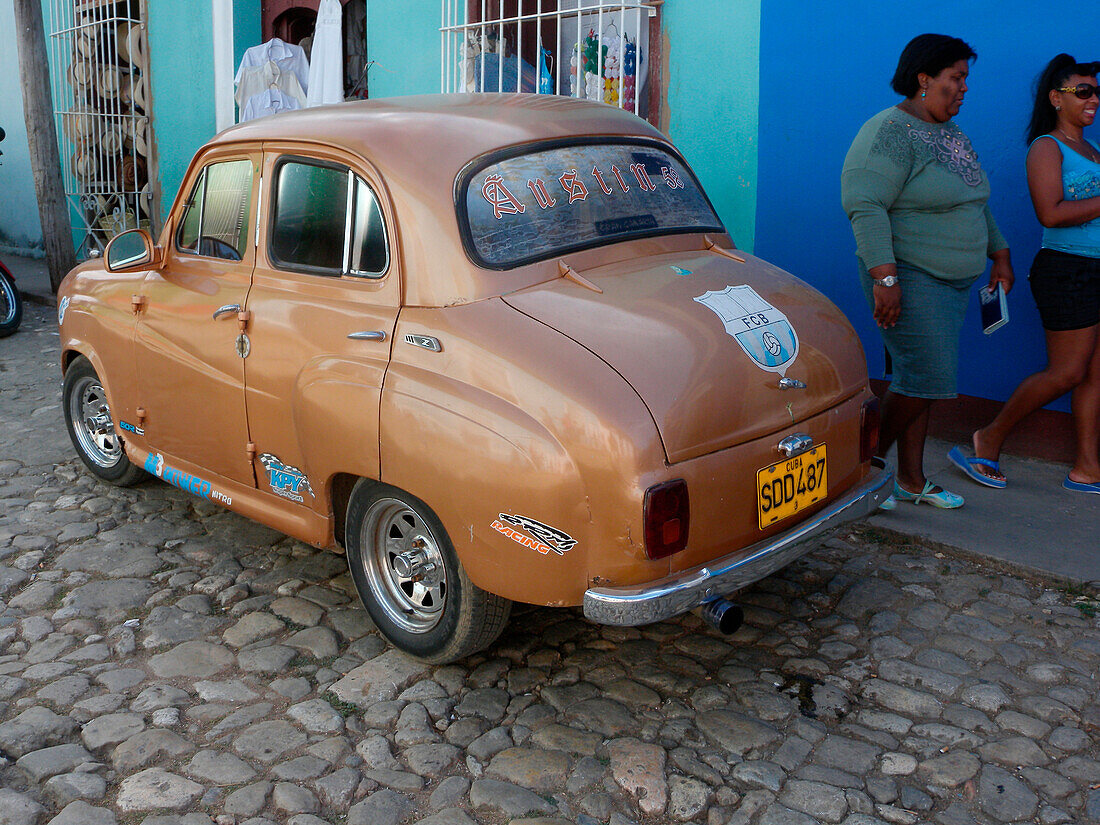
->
[[699, 597, 744, 635]]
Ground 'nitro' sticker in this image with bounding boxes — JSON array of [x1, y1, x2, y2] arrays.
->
[[492, 513, 576, 556], [58, 296, 71, 325], [145, 452, 232, 506], [694, 285, 799, 376], [260, 453, 315, 503]]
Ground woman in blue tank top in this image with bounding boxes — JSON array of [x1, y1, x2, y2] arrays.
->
[[949, 54, 1100, 494]]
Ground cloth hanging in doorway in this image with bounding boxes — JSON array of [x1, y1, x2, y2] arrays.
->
[[235, 38, 310, 93], [234, 38, 310, 122], [307, 0, 344, 107]]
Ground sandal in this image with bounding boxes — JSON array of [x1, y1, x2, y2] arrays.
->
[[947, 445, 1006, 489], [893, 479, 964, 509]]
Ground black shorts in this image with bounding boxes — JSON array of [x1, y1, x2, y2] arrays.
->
[[1029, 248, 1100, 331]]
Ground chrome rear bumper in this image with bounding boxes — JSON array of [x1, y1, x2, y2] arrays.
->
[[583, 460, 892, 626]]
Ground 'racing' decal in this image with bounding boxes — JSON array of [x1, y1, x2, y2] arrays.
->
[[491, 513, 576, 556]]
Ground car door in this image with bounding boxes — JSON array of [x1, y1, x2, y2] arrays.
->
[[133, 151, 259, 488], [243, 148, 400, 512]]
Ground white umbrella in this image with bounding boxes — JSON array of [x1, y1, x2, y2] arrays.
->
[[307, 0, 343, 107]]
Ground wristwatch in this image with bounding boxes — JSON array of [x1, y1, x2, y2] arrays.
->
[[872, 274, 899, 287]]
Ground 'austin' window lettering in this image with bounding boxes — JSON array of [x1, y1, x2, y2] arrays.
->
[[527, 178, 557, 209], [558, 169, 589, 203], [591, 166, 614, 195], [630, 163, 656, 191], [482, 174, 526, 219]]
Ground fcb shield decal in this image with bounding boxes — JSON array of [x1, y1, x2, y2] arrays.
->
[[694, 285, 799, 375]]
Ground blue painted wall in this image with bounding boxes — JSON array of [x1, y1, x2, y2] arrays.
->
[[756, 3, 1099, 410], [0, 2, 44, 255]]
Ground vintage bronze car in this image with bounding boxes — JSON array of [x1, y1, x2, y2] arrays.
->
[[58, 95, 891, 662]]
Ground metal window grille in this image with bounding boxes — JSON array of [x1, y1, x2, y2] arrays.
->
[[46, 0, 158, 257], [441, 0, 656, 119]]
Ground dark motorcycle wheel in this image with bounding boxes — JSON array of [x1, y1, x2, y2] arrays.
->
[[0, 266, 21, 338]]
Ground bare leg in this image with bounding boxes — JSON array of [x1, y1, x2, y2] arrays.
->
[[973, 325, 1098, 478], [879, 390, 935, 491], [1068, 328, 1100, 484]]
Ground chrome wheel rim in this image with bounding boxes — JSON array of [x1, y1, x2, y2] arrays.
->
[[68, 375, 123, 468], [0, 275, 15, 325], [359, 497, 447, 633]]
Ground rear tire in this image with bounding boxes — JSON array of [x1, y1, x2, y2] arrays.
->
[[345, 480, 511, 663], [0, 267, 21, 338], [63, 356, 146, 486]]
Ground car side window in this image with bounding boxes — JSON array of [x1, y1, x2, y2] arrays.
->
[[270, 158, 388, 278], [176, 159, 254, 261]]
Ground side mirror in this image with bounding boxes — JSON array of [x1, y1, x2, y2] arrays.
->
[[105, 229, 155, 271]]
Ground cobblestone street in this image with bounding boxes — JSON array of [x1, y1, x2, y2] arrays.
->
[[1, 301, 1099, 825]]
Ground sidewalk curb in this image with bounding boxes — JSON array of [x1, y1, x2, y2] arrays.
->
[[852, 522, 1098, 592]]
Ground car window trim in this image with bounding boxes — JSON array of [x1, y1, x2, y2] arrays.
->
[[267, 154, 391, 280], [453, 136, 726, 272]]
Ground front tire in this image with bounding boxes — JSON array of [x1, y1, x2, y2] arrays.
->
[[345, 480, 511, 663], [63, 356, 145, 486]]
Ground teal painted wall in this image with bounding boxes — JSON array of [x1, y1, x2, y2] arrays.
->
[[147, 1, 261, 221], [0, 2, 44, 255], [662, 1, 760, 252], [366, 0, 441, 98]]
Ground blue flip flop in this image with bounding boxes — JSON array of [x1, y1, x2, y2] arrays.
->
[[1063, 476, 1100, 494], [947, 445, 1007, 489]]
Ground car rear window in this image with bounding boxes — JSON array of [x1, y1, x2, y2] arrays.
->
[[460, 141, 724, 269]]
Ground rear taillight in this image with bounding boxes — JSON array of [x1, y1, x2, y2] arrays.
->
[[644, 480, 689, 560], [860, 397, 880, 463]]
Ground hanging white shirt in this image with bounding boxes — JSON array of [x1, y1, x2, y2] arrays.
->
[[235, 38, 310, 96], [235, 61, 307, 111], [240, 88, 301, 123], [306, 0, 343, 107]]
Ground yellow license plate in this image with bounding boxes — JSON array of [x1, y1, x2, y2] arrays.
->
[[757, 444, 828, 529]]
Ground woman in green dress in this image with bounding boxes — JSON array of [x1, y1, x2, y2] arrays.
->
[[842, 33, 1015, 509]]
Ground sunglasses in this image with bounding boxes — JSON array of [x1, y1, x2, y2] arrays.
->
[[1057, 83, 1100, 100]]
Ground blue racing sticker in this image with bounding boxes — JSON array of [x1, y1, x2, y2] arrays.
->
[[670, 266, 692, 277], [119, 420, 145, 437], [58, 295, 70, 325], [144, 452, 232, 505], [259, 453, 315, 503]]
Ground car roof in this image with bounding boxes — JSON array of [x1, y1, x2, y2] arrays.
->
[[211, 93, 666, 170], [207, 95, 675, 307]]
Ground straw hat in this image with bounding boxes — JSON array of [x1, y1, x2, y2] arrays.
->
[[122, 116, 150, 157], [71, 147, 102, 183], [117, 23, 146, 67], [67, 58, 95, 89], [100, 124, 123, 155], [98, 65, 123, 98], [61, 106, 101, 147], [74, 27, 96, 58], [131, 75, 148, 114]]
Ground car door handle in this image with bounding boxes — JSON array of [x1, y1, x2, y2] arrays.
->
[[347, 330, 387, 341], [213, 304, 241, 320]]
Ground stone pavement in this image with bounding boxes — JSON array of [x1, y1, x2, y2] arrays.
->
[[1, 301, 1099, 825]]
